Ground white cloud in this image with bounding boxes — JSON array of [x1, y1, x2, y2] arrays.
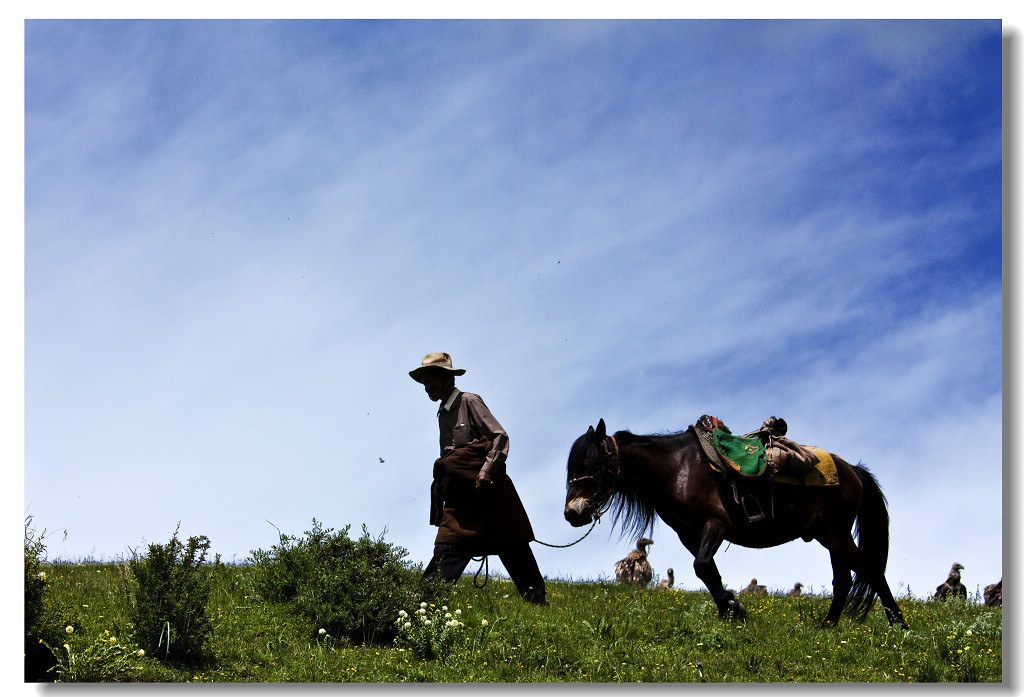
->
[[23, 20, 1002, 606]]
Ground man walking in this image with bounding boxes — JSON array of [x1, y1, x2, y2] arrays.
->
[[410, 352, 546, 604]]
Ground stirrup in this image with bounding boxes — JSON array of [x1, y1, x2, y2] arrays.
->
[[741, 495, 766, 523], [731, 480, 766, 523]]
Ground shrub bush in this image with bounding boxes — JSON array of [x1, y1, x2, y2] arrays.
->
[[393, 601, 491, 663], [125, 524, 220, 665], [25, 521, 46, 631], [24, 518, 75, 682], [48, 629, 148, 682], [249, 519, 450, 644]]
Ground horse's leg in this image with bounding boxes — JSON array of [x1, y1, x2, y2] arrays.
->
[[689, 520, 746, 621], [825, 533, 907, 628], [824, 542, 854, 627], [873, 577, 909, 628]]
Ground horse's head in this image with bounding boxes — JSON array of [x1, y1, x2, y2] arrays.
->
[[564, 418, 620, 527]]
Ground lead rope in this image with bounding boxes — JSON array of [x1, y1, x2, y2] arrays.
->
[[534, 502, 608, 548], [472, 555, 489, 588], [471, 509, 604, 588]]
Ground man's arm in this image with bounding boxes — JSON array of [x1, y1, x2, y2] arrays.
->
[[463, 394, 509, 487]]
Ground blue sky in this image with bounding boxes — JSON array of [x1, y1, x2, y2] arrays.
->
[[19, 18, 1006, 603]]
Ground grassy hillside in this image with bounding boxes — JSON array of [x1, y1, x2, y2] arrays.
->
[[30, 562, 1001, 683]]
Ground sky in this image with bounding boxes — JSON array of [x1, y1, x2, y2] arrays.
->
[[17, 16, 1010, 609]]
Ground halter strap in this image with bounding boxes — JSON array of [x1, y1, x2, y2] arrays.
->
[[602, 434, 620, 474], [567, 434, 620, 486]]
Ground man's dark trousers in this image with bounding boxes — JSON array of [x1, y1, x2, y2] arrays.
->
[[423, 542, 546, 603]]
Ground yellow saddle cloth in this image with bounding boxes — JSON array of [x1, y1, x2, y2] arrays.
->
[[772, 446, 839, 487]]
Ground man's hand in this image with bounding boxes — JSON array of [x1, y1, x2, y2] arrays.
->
[[475, 470, 494, 490]]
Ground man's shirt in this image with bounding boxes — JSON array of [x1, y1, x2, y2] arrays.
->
[[437, 388, 509, 476]]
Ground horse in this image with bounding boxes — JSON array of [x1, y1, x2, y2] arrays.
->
[[563, 419, 908, 628]]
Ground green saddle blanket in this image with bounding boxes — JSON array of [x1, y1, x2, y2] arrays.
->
[[695, 415, 766, 477]]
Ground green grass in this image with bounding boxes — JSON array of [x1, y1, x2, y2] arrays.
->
[[35, 562, 1002, 683]]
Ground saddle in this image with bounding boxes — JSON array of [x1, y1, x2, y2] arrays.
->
[[693, 415, 839, 522]]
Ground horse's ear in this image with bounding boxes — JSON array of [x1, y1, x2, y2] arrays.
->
[[586, 425, 595, 435], [596, 419, 607, 439]]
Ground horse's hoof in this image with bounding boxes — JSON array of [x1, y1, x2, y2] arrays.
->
[[720, 599, 747, 621]]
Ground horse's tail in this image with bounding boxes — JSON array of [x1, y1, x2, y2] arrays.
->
[[845, 464, 890, 621]]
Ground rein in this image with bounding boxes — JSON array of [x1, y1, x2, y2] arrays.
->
[[534, 507, 606, 548], [472, 555, 489, 587], [455, 436, 621, 587], [475, 505, 602, 581]]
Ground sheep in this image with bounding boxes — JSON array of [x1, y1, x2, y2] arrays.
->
[[738, 578, 767, 595], [656, 568, 675, 590], [934, 562, 967, 600], [787, 582, 803, 597], [984, 579, 1001, 607], [615, 537, 654, 586]]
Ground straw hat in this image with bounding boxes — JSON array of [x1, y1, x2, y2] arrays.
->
[[409, 352, 466, 383]]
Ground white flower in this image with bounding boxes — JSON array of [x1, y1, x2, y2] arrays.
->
[[398, 610, 408, 618], [37, 571, 46, 580], [109, 637, 117, 644], [455, 609, 462, 615], [481, 619, 488, 627], [417, 608, 426, 615], [442, 606, 448, 611], [445, 612, 452, 618], [137, 649, 145, 657], [318, 628, 326, 635], [65, 626, 74, 634], [424, 619, 431, 626], [403, 622, 411, 630], [420, 602, 428, 609]]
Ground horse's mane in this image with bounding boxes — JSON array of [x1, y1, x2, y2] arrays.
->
[[612, 430, 692, 540]]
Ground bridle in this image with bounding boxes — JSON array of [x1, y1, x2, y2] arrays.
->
[[567, 433, 620, 511], [536, 434, 620, 550]]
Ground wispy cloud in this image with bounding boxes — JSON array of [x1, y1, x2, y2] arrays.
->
[[25, 19, 1001, 597]]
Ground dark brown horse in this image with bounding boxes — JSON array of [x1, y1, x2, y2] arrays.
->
[[563, 419, 907, 628]]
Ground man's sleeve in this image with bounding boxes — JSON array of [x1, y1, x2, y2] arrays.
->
[[465, 394, 509, 476]]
